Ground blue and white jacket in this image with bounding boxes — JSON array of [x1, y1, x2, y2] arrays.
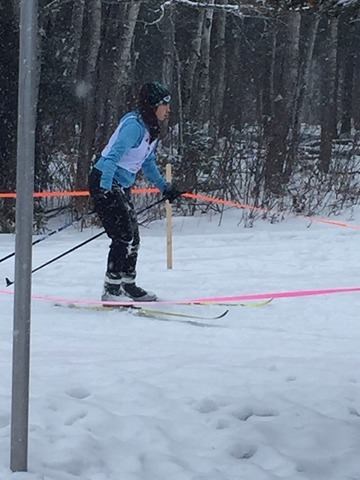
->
[[94, 111, 167, 192]]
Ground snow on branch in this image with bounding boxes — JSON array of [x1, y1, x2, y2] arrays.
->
[[147, 0, 266, 25]]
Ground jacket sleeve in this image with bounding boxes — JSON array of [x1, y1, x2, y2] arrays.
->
[[99, 122, 142, 190], [142, 150, 167, 192]]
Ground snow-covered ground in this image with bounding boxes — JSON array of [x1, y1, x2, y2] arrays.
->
[[1, 209, 360, 480]]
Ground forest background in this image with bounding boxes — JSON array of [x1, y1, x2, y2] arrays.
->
[[0, 0, 360, 232]]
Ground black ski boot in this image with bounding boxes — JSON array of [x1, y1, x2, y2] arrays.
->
[[101, 273, 125, 302], [121, 281, 157, 302]]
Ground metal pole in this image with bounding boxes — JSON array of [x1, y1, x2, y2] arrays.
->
[[10, 0, 38, 472]]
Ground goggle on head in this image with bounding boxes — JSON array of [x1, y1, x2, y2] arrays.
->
[[156, 94, 171, 106]]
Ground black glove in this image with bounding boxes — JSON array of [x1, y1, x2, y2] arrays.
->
[[163, 183, 182, 203]]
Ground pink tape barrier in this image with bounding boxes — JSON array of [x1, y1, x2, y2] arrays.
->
[[1, 286, 360, 307]]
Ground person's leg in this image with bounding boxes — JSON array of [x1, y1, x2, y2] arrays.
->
[[117, 191, 140, 279], [103, 191, 140, 297], [89, 170, 156, 301], [117, 190, 156, 300], [89, 169, 136, 297]]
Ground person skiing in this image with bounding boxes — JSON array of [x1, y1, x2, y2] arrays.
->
[[89, 81, 181, 302]]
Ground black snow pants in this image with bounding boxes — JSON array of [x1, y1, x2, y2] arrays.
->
[[88, 168, 140, 280]]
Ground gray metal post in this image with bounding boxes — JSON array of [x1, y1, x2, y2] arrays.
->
[[10, 0, 38, 472]]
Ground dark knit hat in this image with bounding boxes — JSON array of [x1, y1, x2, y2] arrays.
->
[[139, 82, 171, 108]]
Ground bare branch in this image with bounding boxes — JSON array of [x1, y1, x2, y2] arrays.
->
[[43, 0, 74, 11], [146, 0, 267, 26]]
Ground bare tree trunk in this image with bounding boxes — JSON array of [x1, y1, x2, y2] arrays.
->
[[210, 1, 226, 137], [196, 0, 215, 126], [68, 0, 85, 83], [161, 4, 175, 87], [339, 15, 355, 137], [0, 0, 18, 231], [106, 0, 142, 137], [182, 9, 205, 120], [319, 16, 338, 173], [94, 3, 123, 151], [287, 11, 320, 171], [10, 0, 19, 24], [175, 47, 184, 154], [257, 21, 274, 135], [158, 3, 175, 143], [221, 22, 242, 136], [283, 11, 301, 177], [354, 20, 360, 131], [75, 0, 102, 205], [299, 14, 320, 116], [264, 12, 301, 194]]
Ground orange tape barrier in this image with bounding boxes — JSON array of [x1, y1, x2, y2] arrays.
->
[[0, 191, 88, 199], [0, 188, 159, 199], [183, 193, 360, 230], [309, 216, 360, 230], [182, 192, 267, 213], [1, 189, 359, 230]]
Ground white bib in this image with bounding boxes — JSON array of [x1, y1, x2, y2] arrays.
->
[[101, 115, 157, 173]]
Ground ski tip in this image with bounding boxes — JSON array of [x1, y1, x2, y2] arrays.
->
[[241, 298, 274, 307], [218, 309, 229, 319]]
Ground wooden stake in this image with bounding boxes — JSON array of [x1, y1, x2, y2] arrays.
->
[[165, 163, 173, 269]]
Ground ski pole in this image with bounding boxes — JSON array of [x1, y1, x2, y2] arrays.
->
[[135, 197, 166, 216], [0, 215, 93, 264], [5, 196, 167, 287], [5, 230, 105, 287]]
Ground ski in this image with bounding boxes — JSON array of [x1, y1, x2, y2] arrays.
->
[[189, 298, 273, 308], [54, 302, 229, 321], [134, 306, 229, 320], [53, 297, 272, 321]]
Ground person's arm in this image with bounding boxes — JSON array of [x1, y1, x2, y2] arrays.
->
[[100, 122, 142, 190], [142, 151, 167, 191]]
